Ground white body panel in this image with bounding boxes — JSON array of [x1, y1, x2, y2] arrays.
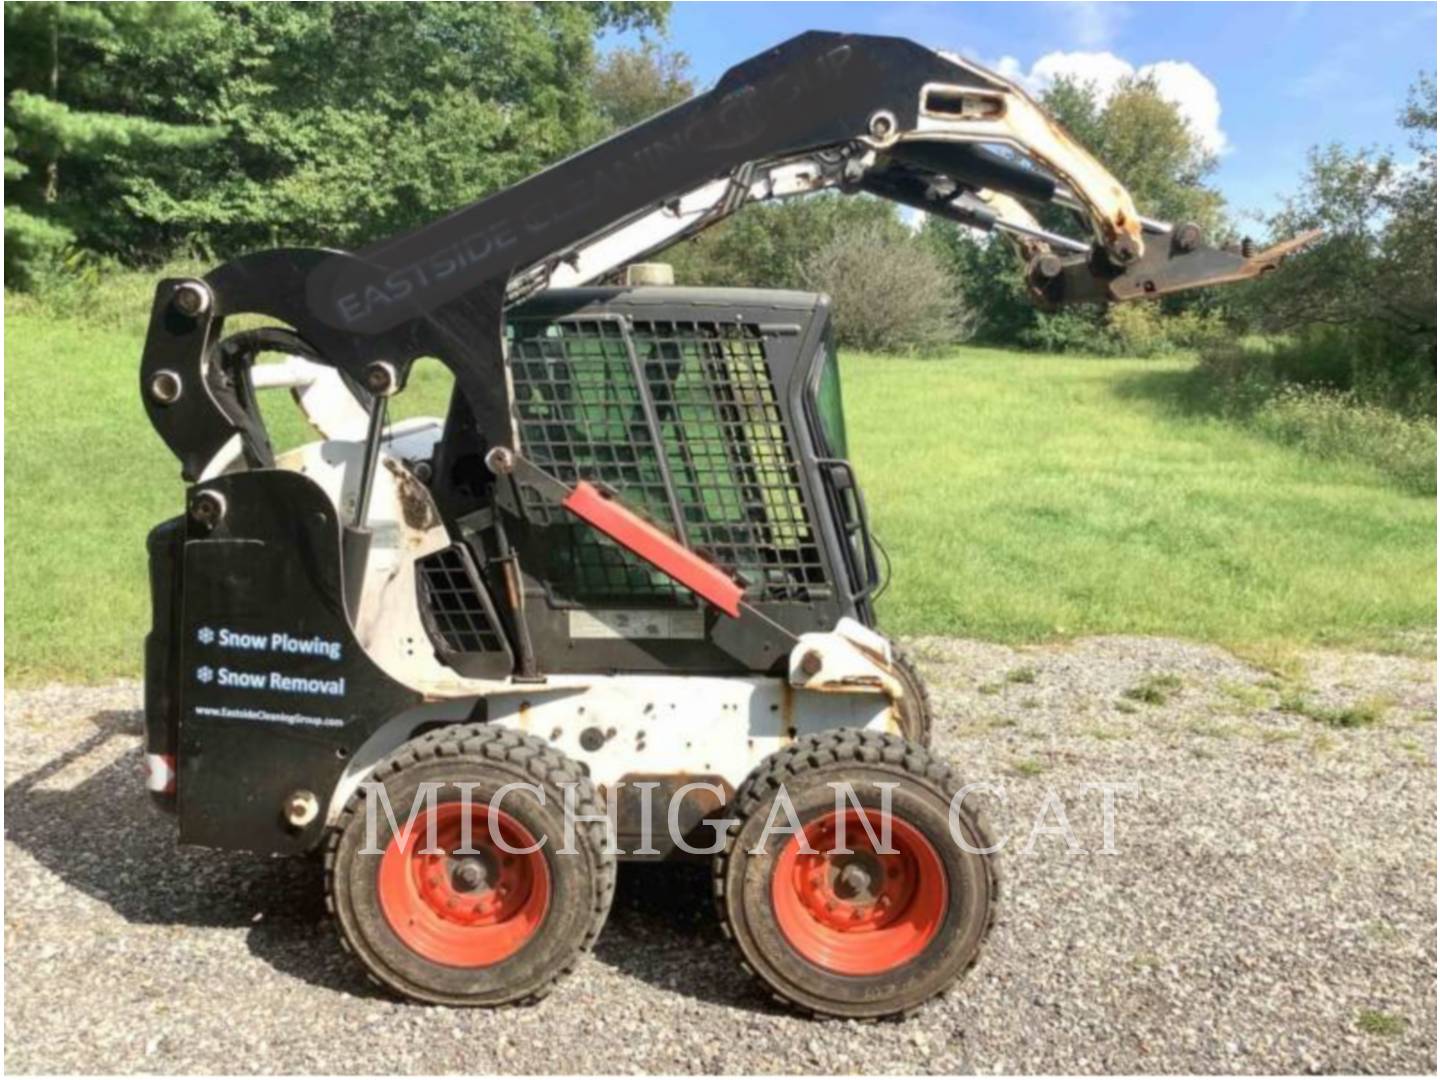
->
[[274, 424, 474, 693], [487, 675, 895, 791], [248, 381, 909, 838], [326, 673, 900, 833]]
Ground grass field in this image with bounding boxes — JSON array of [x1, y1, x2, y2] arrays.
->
[[844, 352, 1434, 650], [4, 299, 1435, 685]]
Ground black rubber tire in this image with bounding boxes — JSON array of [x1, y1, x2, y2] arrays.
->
[[890, 648, 933, 747], [714, 730, 996, 1019], [325, 724, 616, 1006]]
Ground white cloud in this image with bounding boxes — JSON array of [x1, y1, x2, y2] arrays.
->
[[992, 55, 1027, 83], [1061, 1, 1132, 49], [1031, 50, 1136, 94], [998, 50, 1230, 157], [1141, 60, 1226, 156]]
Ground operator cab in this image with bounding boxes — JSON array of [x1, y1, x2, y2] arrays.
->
[[426, 286, 881, 677]]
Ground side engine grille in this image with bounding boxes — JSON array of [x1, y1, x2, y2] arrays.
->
[[416, 545, 508, 657]]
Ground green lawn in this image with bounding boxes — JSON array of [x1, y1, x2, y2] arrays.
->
[[847, 350, 1434, 650], [4, 308, 1434, 685]]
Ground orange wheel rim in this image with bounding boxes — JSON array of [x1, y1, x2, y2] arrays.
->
[[377, 802, 549, 966], [771, 809, 947, 976]]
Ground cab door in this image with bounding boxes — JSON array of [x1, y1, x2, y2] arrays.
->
[[804, 327, 881, 626]]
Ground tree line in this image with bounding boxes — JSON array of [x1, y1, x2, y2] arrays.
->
[[4, 1, 669, 277], [5, 2, 1435, 418]]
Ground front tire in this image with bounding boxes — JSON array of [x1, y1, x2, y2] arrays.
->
[[890, 648, 933, 747], [325, 724, 616, 1006], [715, 730, 996, 1019]]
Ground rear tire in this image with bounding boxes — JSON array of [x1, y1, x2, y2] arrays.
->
[[714, 730, 995, 1019], [325, 724, 615, 1006]]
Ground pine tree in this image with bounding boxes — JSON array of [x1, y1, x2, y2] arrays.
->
[[3, 1, 671, 285], [4, 2, 222, 283]]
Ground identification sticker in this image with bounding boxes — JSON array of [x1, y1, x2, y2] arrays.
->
[[568, 609, 705, 640]]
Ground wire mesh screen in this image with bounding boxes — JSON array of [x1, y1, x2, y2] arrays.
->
[[633, 320, 824, 600], [510, 318, 685, 601], [417, 545, 509, 655], [509, 314, 825, 604]]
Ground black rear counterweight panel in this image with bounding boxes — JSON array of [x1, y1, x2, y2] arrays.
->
[[173, 470, 418, 853]]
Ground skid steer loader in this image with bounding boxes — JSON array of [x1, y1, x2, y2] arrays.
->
[[138, 32, 1311, 1017]]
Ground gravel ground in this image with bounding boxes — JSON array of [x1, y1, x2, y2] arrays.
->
[[5, 635, 1436, 1074]]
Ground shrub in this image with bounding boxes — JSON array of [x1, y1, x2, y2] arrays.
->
[[1200, 325, 1435, 413], [1018, 308, 1107, 354], [801, 222, 970, 353], [1017, 301, 1229, 358], [4, 255, 209, 330], [1188, 338, 1280, 416], [1188, 336, 1435, 494], [1253, 387, 1436, 495], [1104, 302, 1171, 357], [3, 207, 76, 291], [1154, 306, 1230, 351], [1266, 329, 1356, 393]]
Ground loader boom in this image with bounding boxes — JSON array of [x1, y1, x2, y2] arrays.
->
[[142, 30, 1311, 484], [314, 33, 1154, 329]]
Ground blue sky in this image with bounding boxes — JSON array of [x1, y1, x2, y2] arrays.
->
[[615, 2, 1437, 221]]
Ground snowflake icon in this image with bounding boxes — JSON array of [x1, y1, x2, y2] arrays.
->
[[196, 626, 215, 645], [196, 666, 214, 685]]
